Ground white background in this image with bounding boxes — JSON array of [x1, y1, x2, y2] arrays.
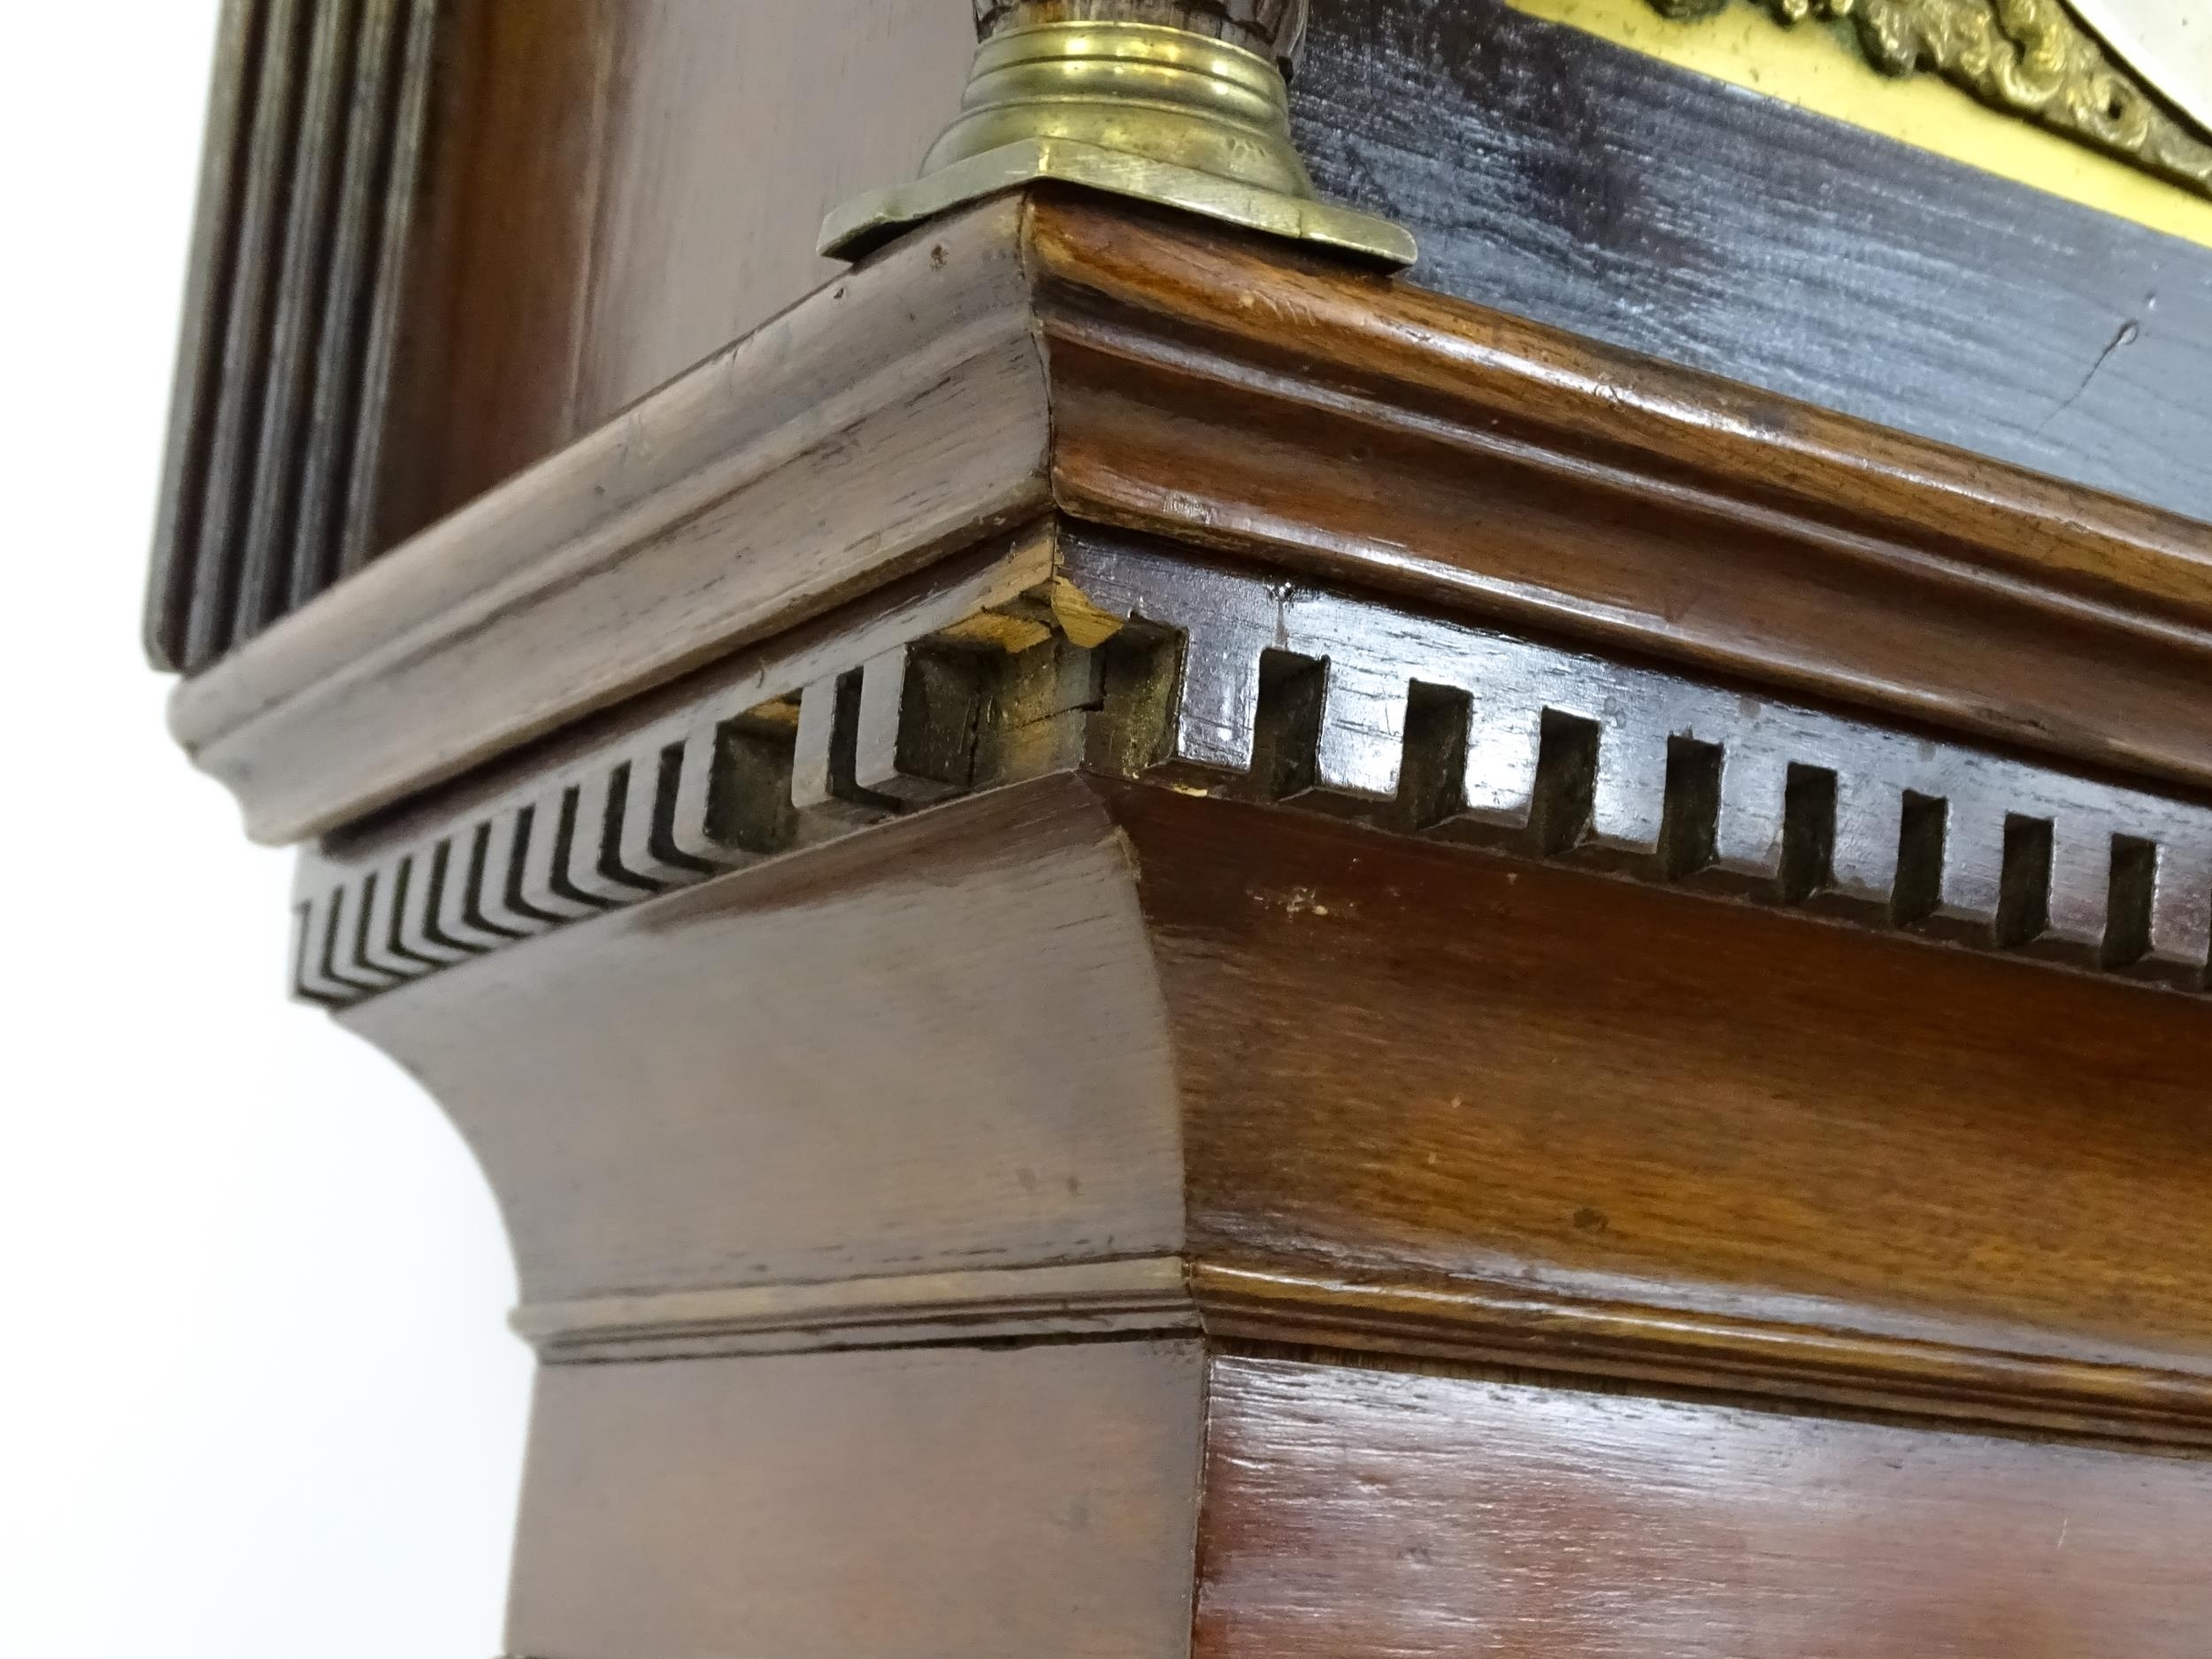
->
[[0, 8, 532, 1655]]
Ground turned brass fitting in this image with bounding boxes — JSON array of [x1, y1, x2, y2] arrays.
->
[[820, 17, 1417, 266]]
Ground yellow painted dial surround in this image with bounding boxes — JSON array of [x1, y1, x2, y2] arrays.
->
[[1509, 0, 2212, 249]]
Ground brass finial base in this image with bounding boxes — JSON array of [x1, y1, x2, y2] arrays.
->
[[820, 20, 1417, 267]]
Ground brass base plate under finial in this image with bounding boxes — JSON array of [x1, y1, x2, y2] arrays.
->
[[820, 19, 1417, 267]]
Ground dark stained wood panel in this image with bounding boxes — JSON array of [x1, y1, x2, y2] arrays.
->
[[1197, 1353, 2212, 1658], [365, 0, 620, 562], [1033, 208, 2212, 799], [1294, 0, 2212, 523], [173, 195, 2212, 850], [573, 0, 975, 423], [146, 0, 437, 672], [342, 774, 1183, 1307], [508, 1340, 1206, 1659], [1100, 785, 2212, 1434], [153, 0, 2212, 680], [371, 0, 977, 555]]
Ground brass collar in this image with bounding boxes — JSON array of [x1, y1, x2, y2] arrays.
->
[[821, 19, 1417, 266]]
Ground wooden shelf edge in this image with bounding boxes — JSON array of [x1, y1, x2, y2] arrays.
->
[[165, 189, 2212, 848], [1027, 192, 2212, 795]]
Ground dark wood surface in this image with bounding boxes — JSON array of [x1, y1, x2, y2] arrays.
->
[[327, 767, 2212, 1654], [371, 0, 619, 565], [1035, 206, 2212, 797], [1196, 1352, 2212, 1658], [342, 776, 1181, 1309], [146, 0, 437, 672], [1296, 0, 2212, 525], [171, 194, 2212, 849], [150, 0, 2212, 682], [289, 509, 2212, 1011], [148, 12, 2212, 1650], [1109, 781, 2212, 1439], [393, 0, 2211, 538], [174, 197, 1049, 844], [374, 0, 976, 556], [508, 1338, 1206, 1659], [151, 0, 981, 659], [334, 765, 2212, 1440]]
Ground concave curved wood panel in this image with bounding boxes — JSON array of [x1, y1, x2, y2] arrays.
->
[[1110, 784, 2212, 1436]]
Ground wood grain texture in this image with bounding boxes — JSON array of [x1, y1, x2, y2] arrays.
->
[[1060, 533, 2212, 991], [334, 768, 2212, 1439], [509, 1339, 1206, 1659], [342, 775, 1182, 1309], [1294, 0, 2212, 524], [173, 196, 1049, 844], [573, 0, 975, 425], [1195, 1353, 2212, 1658], [368, 0, 618, 561], [281, 522, 2212, 1025], [370, 0, 977, 554], [1097, 781, 2212, 1440], [1032, 199, 2212, 797], [146, 0, 438, 672], [154, 0, 2212, 682], [171, 192, 2212, 849]]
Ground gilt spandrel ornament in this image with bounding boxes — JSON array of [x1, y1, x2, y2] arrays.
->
[[1650, 0, 2212, 195]]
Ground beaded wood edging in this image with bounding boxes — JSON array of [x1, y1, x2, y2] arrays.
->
[[294, 536, 2212, 1006]]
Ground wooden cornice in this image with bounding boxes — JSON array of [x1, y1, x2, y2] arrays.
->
[[170, 187, 2212, 845], [171, 196, 1052, 845], [1028, 200, 2212, 789], [207, 183, 2212, 1455], [345, 773, 2212, 1445]]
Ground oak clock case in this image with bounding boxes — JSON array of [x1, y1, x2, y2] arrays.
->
[[147, 2, 2212, 1657]]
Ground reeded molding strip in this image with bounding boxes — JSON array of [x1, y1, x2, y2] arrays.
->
[[294, 532, 2212, 1008], [147, 0, 440, 673], [518, 1257, 1197, 1363]]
